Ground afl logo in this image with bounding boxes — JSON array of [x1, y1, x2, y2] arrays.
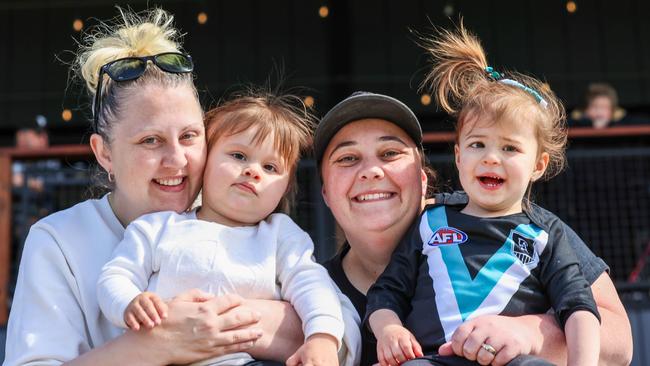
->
[[428, 227, 468, 246]]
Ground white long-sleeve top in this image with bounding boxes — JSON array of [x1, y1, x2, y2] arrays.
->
[[97, 210, 345, 359], [3, 194, 360, 366], [4, 196, 125, 365]]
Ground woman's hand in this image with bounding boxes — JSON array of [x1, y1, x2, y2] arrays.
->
[[151, 289, 264, 364], [437, 314, 536, 366]]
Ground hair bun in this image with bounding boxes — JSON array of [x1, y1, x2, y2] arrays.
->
[[76, 7, 183, 95]]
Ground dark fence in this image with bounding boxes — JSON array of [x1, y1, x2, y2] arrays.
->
[[6, 145, 650, 303], [428, 147, 650, 290], [9, 159, 94, 301], [2, 129, 650, 364]]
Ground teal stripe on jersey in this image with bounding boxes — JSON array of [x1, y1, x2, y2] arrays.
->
[[426, 207, 542, 322]]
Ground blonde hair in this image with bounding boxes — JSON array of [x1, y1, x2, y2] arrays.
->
[[75, 7, 197, 141], [421, 23, 567, 184], [204, 87, 316, 214]]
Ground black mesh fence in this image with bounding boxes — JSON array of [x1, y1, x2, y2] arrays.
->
[[9, 159, 94, 302], [7, 147, 650, 304], [427, 147, 650, 291]]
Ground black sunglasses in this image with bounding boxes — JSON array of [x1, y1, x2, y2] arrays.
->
[[93, 52, 194, 131]]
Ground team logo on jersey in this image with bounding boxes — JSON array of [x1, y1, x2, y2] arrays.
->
[[428, 227, 468, 246], [511, 232, 538, 266]]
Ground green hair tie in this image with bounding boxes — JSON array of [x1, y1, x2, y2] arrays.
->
[[485, 66, 502, 80], [499, 79, 549, 109], [486, 66, 548, 108]]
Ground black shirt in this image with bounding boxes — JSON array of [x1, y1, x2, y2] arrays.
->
[[323, 191, 608, 364], [366, 203, 600, 353], [323, 244, 378, 366]]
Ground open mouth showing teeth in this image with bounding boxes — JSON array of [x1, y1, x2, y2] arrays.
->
[[354, 192, 395, 202], [154, 177, 185, 186], [478, 176, 504, 187]]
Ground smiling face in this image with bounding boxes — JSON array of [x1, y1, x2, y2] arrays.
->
[[198, 126, 290, 227], [91, 84, 206, 224], [321, 119, 427, 245], [455, 115, 549, 217]]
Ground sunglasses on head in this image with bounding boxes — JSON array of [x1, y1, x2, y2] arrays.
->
[[93, 52, 194, 132]]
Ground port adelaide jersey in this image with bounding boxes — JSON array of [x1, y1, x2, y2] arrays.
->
[[366, 203, 600, 353]]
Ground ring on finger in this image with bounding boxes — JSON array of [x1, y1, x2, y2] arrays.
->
[[481, 343, 497, 355]]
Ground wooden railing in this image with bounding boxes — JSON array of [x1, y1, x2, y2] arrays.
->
[[422, 124, 650, 143], [0, 145, 92, 324]]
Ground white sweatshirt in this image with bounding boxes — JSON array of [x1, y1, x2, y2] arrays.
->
[[3, 195, 361, 366], [4, 195, 124, 365], [97, 210, 344, 365]]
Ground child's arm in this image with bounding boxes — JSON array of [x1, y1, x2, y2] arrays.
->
[[274, 215, 345, 362], [364, 219, 422, 330], [286, 333, 339, 366], [97, 217, 160, 329], [538, 221, 601, 365], [363, 218, 426, 365], [369, 309, 424, 366], [565, 310, 600, 366]]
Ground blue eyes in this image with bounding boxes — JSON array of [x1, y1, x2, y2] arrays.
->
[[230, 152, 246, 161], [229, 152, 279, 173]]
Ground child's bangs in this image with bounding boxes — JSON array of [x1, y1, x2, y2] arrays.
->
[[458, 83, 545, 137], [249, 112, 302, 168], [207, 106, 306, 169]]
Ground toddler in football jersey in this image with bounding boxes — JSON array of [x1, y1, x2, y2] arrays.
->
[[366, 24, 600, 366]]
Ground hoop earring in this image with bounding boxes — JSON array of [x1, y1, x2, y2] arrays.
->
[[107, 170, 115, 183]]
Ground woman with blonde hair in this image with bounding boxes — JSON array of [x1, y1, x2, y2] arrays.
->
[[4, 8, 306, 365]]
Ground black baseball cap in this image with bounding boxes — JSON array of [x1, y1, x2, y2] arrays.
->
[[314, 91, 423, 165]]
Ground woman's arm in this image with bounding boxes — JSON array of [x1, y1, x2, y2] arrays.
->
[[243, 299, 303, 361], [4, 224, 263, 366], [438, 272, 633, 366], [64, 292, 263, 366], [531, 273, 632, 366], [242, 287, 362, 365], [4, 227, 98, 365]]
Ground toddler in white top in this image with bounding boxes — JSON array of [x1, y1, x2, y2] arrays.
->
[[97, 90, 343, 365]]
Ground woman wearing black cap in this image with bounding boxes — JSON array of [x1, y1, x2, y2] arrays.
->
[[316, 92, 631, 366]]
